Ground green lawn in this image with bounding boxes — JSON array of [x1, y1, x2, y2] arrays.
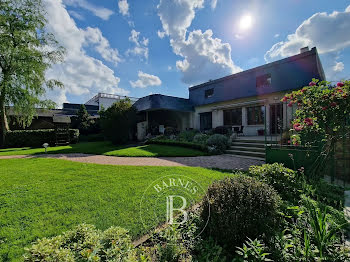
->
[[0, 158, 231, 261], [0, 141, 206, 157]]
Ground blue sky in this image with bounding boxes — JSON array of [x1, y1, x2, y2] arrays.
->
[[43, 0, 350, 106]]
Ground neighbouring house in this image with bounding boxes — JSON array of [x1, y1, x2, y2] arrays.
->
[[85, 93, 138, 111], [133, 46, 325, 139]]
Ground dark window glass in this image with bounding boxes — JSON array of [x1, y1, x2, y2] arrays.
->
[[223, 108, 242, 125], [200, 112, 212, 130], [247, 106, 265, 125], [256, 74, 271, 88], [204, 88, 214, 98]]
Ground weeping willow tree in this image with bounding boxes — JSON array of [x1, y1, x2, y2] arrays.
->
[[0, 0, 64, 145]]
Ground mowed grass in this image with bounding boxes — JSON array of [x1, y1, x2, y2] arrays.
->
[[0, 158, 231, 261], [0, 141, 206, 157]]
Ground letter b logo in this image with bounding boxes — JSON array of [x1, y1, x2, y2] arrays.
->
[[166, 195, 188, 225]]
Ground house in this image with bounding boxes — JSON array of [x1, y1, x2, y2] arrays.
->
[[85, 93, 138, 111], [133, 46, 325, 139]]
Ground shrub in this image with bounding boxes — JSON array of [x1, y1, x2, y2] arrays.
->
[[79, 133, 105, 142], [4, 129, 79, 148], [99, 98, 137, 144], [214, 126, 232, 135], [177, 129, 199, 142], [193, 133, 209, 145], [164, 126, 177, 136], [206, 134, 229, 154], [24, 224, 137, 261], [145, 139, 207, 152], [201, 176, 281, 251], [69, 129, 79, 144], [249, 163, 299, 199]]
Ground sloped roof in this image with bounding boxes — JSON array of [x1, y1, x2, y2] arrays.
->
[[133, 94, 194, 112], [189, 47, 326, 106]]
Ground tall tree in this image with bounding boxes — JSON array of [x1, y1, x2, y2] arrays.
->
[[0, 0, 64, 145]]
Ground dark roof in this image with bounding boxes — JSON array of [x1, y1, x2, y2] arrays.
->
[[133, 94, 194, 112], [189, 47, 326, 106]]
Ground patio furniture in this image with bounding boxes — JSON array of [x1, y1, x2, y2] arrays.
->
[[233, 126, 244, 136]]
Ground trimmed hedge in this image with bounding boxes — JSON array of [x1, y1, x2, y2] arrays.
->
[[145, 139, 207, 152], [4, 129, 79, 148]]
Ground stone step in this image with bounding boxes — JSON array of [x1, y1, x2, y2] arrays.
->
[[225, 149, 265, 160], [229, 146, 265, 153]]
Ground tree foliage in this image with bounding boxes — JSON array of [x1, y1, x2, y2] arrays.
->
[[99, 98, 137, 144], [0, 0, 64, 144], [71, 105, 99, 135]]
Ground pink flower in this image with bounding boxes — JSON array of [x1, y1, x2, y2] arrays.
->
[[287, 140, 291, 144], [337, 82, 344, 87], [322, 106, 328, 110], [330, 102, 337, 107], [309, 81, 316, 86], [293, 123, 303, 131], [282, 96, 288, 102], [304, 118, 313, 126], [287, 102, 293, 107], [301, 89, 307, 93]]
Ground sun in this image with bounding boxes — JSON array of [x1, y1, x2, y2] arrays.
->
[[239, 15, 253, 30]]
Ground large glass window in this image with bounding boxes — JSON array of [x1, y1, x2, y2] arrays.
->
[[247, 105, 265, 125], [223, 108, 242, 125], [200, 112, 212, 130]]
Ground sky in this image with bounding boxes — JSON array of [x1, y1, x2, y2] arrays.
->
[[42, 0, 350, 107]]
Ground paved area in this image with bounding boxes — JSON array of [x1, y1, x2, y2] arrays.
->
[[0, 153, 264, 170]]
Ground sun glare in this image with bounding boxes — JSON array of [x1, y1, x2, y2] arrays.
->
[[239, 15, 253, 30]]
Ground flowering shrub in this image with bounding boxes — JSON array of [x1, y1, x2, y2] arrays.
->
[[282, 79, 350, 145]]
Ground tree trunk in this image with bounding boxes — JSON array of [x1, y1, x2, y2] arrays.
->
[[0, 91, 9, 147]]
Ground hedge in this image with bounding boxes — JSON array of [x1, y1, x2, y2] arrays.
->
[[4, 129, 79, 148], [145, 139, 207, 152]]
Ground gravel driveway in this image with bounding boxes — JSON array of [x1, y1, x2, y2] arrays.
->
[[0, 153, 264, 170]]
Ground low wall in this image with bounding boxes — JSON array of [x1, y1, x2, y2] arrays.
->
[[266, 145, 320, 171]]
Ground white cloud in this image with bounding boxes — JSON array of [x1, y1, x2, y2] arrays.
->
[[118, 0, 129, 16], [333, 61, 344, 72], [157, 30, 166, 39], [63, 0, 114, 20], [126, 29, 149, 60], [43, 0, 128, 106], [265, 5, 350, 62], [234, 33, 243, 39], [84, 27, 122, 65], [68, 10, 84, 20], [168, 65, 172, 70], [274, 33, 279, 38], [157, 0, 241, 85], [211, 0, 218, 10], [130, 71, 162, 88]]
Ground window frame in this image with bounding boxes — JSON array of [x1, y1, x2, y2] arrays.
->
[[204, 88, 214, 98], [247, 105, 265, 125], [223, 107, 242, 126], [256, 74, 272, 88]]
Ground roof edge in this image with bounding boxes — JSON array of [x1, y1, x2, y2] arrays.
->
[[189, 47, 319, 91]]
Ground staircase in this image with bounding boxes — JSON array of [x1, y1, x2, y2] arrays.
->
[[55, 123, 70, 146], [226, 139, 268, 160]]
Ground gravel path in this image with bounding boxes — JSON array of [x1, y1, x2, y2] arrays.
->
[[0, 153, 264, 170]]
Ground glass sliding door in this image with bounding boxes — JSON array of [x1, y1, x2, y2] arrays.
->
[[200, 112, 212, 131]]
